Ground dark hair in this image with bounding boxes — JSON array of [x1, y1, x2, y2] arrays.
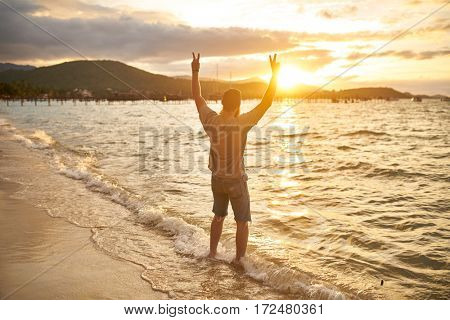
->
[[221, 89, 241, 117]]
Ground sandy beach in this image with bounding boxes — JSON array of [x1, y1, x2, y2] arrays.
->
[[0, 141, 167, 299]]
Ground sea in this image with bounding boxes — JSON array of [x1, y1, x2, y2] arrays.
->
[[0, 99, 448, 299]]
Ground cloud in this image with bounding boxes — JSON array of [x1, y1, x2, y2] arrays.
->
[[33, 0, 181, 24], [35, 0, 117, 18], [0, 1, 298, 63], [415, 50, 450, 59], [407, 0, 449, 5], [416, 20, 450, 33], [141, 49, 336, 78], [347, 49, 450, 60], [279, 49, 335, 71], [319, 5, 357, 19], [1, 0, 448, 71], [2, 0, 42, 12]]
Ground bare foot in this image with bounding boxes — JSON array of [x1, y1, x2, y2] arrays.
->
[[231, 257, 244, 270], [207, 252, 217, 259]]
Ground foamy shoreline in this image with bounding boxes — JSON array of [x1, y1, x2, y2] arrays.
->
[[0, 140, 167, 299]]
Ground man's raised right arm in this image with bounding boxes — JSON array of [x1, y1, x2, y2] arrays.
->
[[241, 54, 280, 126]]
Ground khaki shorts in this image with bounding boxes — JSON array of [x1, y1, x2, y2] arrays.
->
[[211, 175, 251, 222]]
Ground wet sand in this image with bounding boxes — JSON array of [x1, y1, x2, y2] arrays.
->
[[0, 178, 167, 299]]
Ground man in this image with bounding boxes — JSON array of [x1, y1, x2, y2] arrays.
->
[[191, 52, 280, 265]]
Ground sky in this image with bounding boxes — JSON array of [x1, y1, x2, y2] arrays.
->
[[0, 0, 449, 94]]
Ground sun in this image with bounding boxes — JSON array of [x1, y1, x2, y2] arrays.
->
[[278, 65, 304, 89], [262, 64, 311, 90]]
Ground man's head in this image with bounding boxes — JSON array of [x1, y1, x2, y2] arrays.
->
[[221, 89, 241, 116]]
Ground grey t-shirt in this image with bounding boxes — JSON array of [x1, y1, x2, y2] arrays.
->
[[198, 103, 262, 179]]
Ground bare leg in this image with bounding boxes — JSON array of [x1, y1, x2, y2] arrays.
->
[[234, 221, 249, 264], [208, 215, 225, 258]]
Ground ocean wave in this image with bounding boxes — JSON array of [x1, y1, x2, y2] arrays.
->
[[337, 161, 372, 171], [54, 156, 142, 213], [138, 204, 346, 298], [365, 167, 449, 182], [276, 132, 324, 139], [137, 210, 346, 298], [401, 134, 446, 141], [419, 199, 450, 213], [10, 129, 56, 150], [431, 153, 450, 159], [242, 258, 345, 299], [12, 133, 45, 149], [248, 140, 270, 146], [396, 250, 448, 270], [337, 145, 357, 151], [0, 118, 16, 131], [1, 119, 51, 149], [340, 130, 389, 137], [55, 153, 346, 298], [53, 153, 217, 260], [31, 129, 55, 146], [367, 195, 415, 205]]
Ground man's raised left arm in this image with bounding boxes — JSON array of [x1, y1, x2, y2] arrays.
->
[[191, 52, 216, 124]]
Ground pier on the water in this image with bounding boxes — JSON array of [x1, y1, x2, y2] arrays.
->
[[0, 97, 193, 107], [0, 96, 397, 107]]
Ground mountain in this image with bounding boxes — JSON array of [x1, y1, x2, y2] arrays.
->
[[173, 75, 219, 81], [0, 59, 436, 100], [0, 63, 35, 72], [328, 87, 412, 99], [0, 60, 182, 93], [0, 60, 267, 99], [233, 77, 264, 84]]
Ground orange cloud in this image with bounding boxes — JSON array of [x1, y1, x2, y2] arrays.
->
[[347, 49, 450, 60]]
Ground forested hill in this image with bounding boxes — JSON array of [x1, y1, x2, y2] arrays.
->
[[0, 60, 419, 100]]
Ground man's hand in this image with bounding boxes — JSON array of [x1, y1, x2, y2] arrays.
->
[[191, 52, 200, 72], [269, 54, 280, 76], [191, 52, 205, 107]]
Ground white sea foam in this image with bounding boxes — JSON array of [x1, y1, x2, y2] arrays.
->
[[136, 204, 345, 298], [241, 257, 345, 299], [135, 208, 213, 257], [31, 129, 55, 146], [0, 118, 16, 131], [55, 154, 345, 298], [54, 153, 144, 213], [12, 133, 41, 149], [53, 150, 215, 259], [10, 129, 55, 150]]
